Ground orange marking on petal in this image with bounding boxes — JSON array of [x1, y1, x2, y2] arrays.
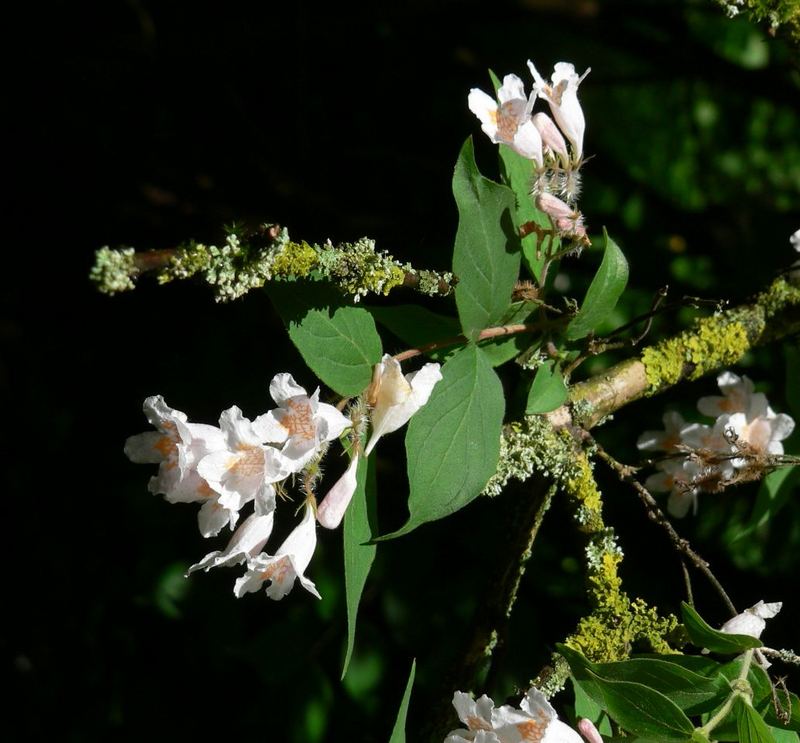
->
[[466, 715, 492, 732], [154, 435, 176, 459], [259, 556, 291, 583], [196, 481, 215, 499], [497, 101, 521, 141], [229, 447, 264, 478], [516, 719, 547, 742], [279, 399, 316, 441]]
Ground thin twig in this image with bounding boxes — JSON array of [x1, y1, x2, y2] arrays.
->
[[392, 323, 542, 363], [591, 439, 738, 617]]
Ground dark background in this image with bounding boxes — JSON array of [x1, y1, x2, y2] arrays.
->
[[6, 1, 799, 740]]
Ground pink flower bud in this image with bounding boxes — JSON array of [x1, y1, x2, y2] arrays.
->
[[578, 718, 604, 743], [533, 112, 569, 161]]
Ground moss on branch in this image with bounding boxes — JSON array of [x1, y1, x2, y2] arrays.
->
[[91, 223, 455, 302]]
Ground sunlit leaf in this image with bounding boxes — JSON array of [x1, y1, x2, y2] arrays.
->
[[268, 282, 383, 396], [526, 359, 568, 414], [388, 659, 416, 743], [681, 602, 762, 653], [566, 229, 629, 341], [378, 344, 503, 539], [735, 697, 777, 743], [452, 137, 521, 339], [342, 454, 377, 679]]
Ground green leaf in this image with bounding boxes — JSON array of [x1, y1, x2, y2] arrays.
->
[[368, 305, 461, 363], [388, 659, 416, 743], [342, 454, 377, 679], [558, 645, 694, 741], [636, 653, 722, 677], [566, 229, 629, 341], [573, 677, 613, 736], [681, 602, 762, 653], [268, 282, 383, 396], [590, 657, 729, 715], [735, 697, 777, 743], [478, 300, 537, 366], [378, 344, 504, 539], [526, 359, 568, 414], [769, 727, 800, 743], [735, 466, 800, 542], [488, 70, 556, 282], [452, 137, 521, 339]]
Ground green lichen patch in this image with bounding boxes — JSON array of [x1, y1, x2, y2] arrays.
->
[[641, 316, 750, 394], [90, 246, 137, 294]]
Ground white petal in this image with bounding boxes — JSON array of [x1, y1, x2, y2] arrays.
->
[[315, 401, 352, 443], [512, 121, 544, 165], [497, 73, 526, 104], [751, 600, 782, 619], [468, 89, 499, 138], [519, 687, 556, 722], [527, 60, 548, 91], [252, 410, 290, 444], [198, 497, 237, 538], [142, 395, 188, 429], [791, 228, 800, 251], [542, 719, 583, 743], [124, 431, 170, 464], [720, 612, 766, 639], [269, 372, 308, 405], [667, 489, 696, 518], [317, 453, 360, 529], [219, 406, 262, 448], [188, 511, 275, 573]]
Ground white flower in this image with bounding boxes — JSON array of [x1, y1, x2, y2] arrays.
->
[[699, 372, 794, 463], [187, 511, 275, 574], [316, 452, 360, 529], [720, 600, 782, 639], [528, 61, 590, 161], [364, 355, 442, 455], [446, 688, 583, 743], [124, 396, 235, 537], [234, 501, 321, 600], [697, 372, 765, 419], [197, 406, 290, 521], [790, 228, 800, 252], [254, 373, 351, 473], [637, 411, 689, 452], [468, 74, 544, 166]]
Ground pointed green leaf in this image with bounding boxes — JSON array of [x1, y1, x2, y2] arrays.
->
[[526, 359, 568, 414], [735, 697, 777, 743], [342, 454, 377, 679], [769, 727, 800, 743], [268, 282, 383, 396], [590, 657, 729, 715], [573, 677, 613, 736], [559, 645, 694, 741], [566, 229, 629, 340], [452, 137, 521, 339], [378, 344, 504, 539], [681, 602, 762, 653], [388, 659, 416, 743], [736, 465, 800, 542]]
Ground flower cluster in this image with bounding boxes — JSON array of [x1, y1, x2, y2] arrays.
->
[[637, 371, 795, 517], [126, 357, 441, 600], [468, 60, 590, 244], [445, 687, 600, 743]]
